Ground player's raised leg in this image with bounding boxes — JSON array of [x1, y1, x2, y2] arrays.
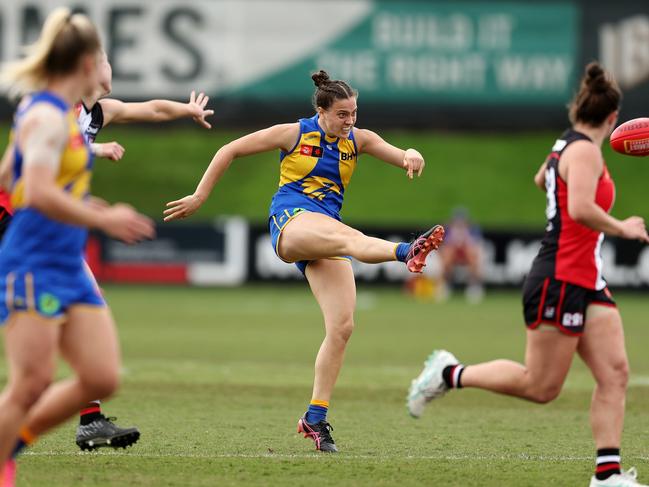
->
[[279, 211, 444, 272], [297, 259, 355, 452]]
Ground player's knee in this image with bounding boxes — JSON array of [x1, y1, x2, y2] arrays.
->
[[327, 316, 355, 343], [600, 359, 629, 391], [527, 383, 562, 404], [10, 373, 52, 411]]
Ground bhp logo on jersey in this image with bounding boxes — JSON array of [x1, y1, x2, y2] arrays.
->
[[300, 145, 323, 158], [340, 151, 356, 161]]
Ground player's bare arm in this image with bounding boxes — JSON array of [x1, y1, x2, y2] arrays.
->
[[534, 159, 548, 190], [20, 106, 153, 243], [163, 123, 299, 222], [354, 128, 424, 179], [565, 141, 649, 242], [100, 90, 213, 128], [0, 143, 14, 192], [91, 141, 125, 161]]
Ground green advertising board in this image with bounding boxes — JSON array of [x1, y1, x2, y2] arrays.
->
[[232, 1, 578, 105]]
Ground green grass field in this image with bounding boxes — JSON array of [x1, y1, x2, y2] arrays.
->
[[2, 285, 648, 486], [3, 124, 648, 227]]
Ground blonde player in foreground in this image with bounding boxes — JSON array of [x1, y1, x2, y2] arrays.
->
[[0, 8, 154, 485]]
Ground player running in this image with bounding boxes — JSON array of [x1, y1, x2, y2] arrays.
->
[[407, 63, 649, 486], [78, 49, 213, 162], [0, 8, 154, 485], [164, 70, 444, 452], [71, 49, 213, 452]]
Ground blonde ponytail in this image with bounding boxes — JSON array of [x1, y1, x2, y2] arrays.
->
[[0, 7, 100, 99]]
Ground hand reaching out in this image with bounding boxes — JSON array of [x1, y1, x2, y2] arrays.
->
[[403, 148, 425, 179], [188, 91, 214, 129], [163, 194, 203, 222]]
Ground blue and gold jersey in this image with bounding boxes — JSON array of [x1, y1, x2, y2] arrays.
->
[[269, 114, 358, 219], [0, 91, 93, 270]]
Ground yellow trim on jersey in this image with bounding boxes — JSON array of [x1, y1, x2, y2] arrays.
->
[[67, 303, 107, 313], [338, 138, 357, 189], [272, 211, 305, 263], [328, 256, 352, 262], [5, 310, 66, 327], [12, 111, 91, 209], [279, 131, 321, 188]]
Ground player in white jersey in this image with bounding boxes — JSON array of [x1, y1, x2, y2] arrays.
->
[[78, 50, 212, 162], [72, 50, 213, 451]]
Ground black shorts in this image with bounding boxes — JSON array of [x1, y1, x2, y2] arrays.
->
[[522, 274, 616, 336]]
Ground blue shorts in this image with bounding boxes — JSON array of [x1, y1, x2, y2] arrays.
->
[[0, 263, 105, 325], [269, 208, 351, 275]]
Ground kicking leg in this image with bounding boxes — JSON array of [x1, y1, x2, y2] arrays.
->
[[279, 212, 443, 271]]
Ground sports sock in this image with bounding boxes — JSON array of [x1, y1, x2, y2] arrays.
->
[[305, 400, 329, 424], [12, 426, 36, 458], [395, 243, 410, 262], [595, 448, 621, 480], [79, 400, 103, 425], [442, 364, 465, 389]]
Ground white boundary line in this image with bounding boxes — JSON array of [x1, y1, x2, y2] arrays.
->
[[21, 451, 649, 461]]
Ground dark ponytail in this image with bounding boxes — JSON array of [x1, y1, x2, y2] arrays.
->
[[311, 70, 357, 110], [569, 62, 621, 126]]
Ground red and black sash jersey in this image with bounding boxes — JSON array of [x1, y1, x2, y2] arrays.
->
[[74, 101, 104, 144], [529, 129, 615, 290]]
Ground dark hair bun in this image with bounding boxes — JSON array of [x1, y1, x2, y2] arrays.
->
[[585, 62, 609, 94], [311, 70, 330, 88]]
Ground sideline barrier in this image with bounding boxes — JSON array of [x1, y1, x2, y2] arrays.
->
[[86, 217, 649, 289]]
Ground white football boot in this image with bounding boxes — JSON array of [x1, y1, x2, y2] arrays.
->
[[590, 468, 649, 487], [407, 349, 459, 418]]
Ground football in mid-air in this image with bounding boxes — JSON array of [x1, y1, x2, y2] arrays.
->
[[610, 118, 649, 156]]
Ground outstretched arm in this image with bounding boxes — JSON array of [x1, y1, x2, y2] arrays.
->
[[91, 141, 125, 161], [19, 106, 154, 244], [163, 123, 299, 222], [100, 91, 214, 128], [0, 142, 14, 192], [353, 128, 425, 179]]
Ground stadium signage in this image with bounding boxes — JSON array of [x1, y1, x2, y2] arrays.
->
[[0, 0, 576, 105], [599, 15, 649, 90], [1, 0, 648, 128], [86, 219, 649, 289]]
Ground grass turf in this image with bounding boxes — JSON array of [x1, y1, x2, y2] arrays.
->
[[1, 285, 648, 486], [3, 124, 647, 227]]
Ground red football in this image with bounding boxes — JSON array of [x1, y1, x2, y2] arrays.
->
[[610, 118, 649, 156]]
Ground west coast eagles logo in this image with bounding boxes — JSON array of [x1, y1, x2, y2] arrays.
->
[[301, 176, 341, 201]]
